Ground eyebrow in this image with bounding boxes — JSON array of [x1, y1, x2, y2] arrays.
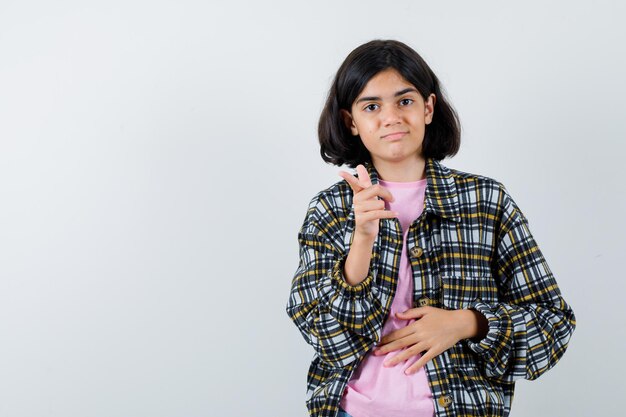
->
[[355, 88, 418, 104]]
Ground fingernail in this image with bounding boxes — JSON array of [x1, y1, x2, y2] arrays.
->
[[404, 369, 412, 375]]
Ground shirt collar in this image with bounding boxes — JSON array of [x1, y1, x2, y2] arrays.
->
[[362, 158, 461, 223]]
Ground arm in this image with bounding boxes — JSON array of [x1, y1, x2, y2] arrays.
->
[[285, 195, 385, 368], [344, 232, 378, 286], [465, 184, 577, 383]]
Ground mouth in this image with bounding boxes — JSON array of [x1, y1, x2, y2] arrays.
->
[[382, 131, 408, 140]]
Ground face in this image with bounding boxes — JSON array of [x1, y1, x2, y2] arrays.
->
[[341, 68, 436, 167]]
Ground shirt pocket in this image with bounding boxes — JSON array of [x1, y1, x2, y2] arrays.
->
[[439, 273, 499, 310]]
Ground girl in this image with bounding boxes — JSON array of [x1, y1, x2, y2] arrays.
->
[[286, 39, 575, 417]]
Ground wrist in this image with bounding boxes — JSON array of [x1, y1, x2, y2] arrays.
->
[[343, 233, 376, 286], [351, 230, 377, 246], [456, 309, 488, 341]]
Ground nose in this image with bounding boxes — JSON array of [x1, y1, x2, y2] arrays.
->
[[380, 105, 401, 126]]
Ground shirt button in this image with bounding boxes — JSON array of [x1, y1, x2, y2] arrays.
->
[[438, 394, 453, 407], [410, 246, 423, 258], [414, 297, 431, 308]]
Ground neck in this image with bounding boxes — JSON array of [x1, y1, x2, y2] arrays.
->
[[372, 156, 427, 182]]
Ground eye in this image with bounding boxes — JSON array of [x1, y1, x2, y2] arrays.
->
[[364, 103, 379, 112], [399, 98, 414, 106]]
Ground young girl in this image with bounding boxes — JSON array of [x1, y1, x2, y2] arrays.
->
[[286, 39, 576, 417]]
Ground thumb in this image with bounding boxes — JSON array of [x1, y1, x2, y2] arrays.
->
[[338, 170, 363, 193], [356, 164, 372, 188], [396, 307, 426, 319]]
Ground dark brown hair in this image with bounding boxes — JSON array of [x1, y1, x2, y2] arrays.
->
[[318, 39, 461, 168]]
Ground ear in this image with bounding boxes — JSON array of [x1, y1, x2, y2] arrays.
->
[[340, 109, 359, 136], [424, 93, 436, 125]]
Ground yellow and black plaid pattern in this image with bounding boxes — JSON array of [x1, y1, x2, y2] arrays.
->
[[286, 157, 576, 417]]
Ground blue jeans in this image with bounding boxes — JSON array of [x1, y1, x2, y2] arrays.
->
[[338, 407, 353, 417]]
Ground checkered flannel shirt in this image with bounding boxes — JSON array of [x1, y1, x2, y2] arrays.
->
[[286, 157, 576, 417]]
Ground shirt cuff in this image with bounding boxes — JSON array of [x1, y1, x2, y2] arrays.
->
[[315, 253, 380, 339], [318, 252, 375, 299], [464, 300, 510, 357]]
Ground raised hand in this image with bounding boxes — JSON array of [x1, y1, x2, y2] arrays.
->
[[338, 164, 398, 241]]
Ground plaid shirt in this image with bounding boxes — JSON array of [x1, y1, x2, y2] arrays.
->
[[286, 157, 576, 417]]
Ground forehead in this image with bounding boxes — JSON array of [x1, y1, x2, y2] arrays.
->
[[357, 68, 416, 96]]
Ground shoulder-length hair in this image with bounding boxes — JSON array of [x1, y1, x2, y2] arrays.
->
[[318, 39, 461, 168]]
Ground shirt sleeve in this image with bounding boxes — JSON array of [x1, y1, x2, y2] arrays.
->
[[285, 194, 385, 368], [465, 184, 577, 383]]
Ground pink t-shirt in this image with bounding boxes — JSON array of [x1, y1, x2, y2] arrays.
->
[[340, 177, 435, 417]]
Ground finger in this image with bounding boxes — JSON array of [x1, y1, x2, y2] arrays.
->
[[375, 333, 415, 355], [383, 352, 407, 367], [379, 325, 412, 345], [358, 209, 399, 223], [356, 164, 372, 188], [338, 170, 364, 193], [378, 325, 415, 347], [396, 307, 428, 320], [354, 184, 395, 204], [383, 339, 427, 363], [405, 349, 434, 375], [383, 343, 424, 367], [353, 199, 386, 213], [374, 336, 415, 356]]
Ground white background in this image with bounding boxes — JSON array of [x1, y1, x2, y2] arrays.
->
[[0, 1, 624, 416]]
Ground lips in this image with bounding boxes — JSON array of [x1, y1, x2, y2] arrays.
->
[[382, 131, 408, 140]]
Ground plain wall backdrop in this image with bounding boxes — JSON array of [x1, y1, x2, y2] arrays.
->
[[0, 1, 624, 416]]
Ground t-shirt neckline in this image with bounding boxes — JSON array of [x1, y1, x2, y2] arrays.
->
[[378, 178, 427, 188]]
